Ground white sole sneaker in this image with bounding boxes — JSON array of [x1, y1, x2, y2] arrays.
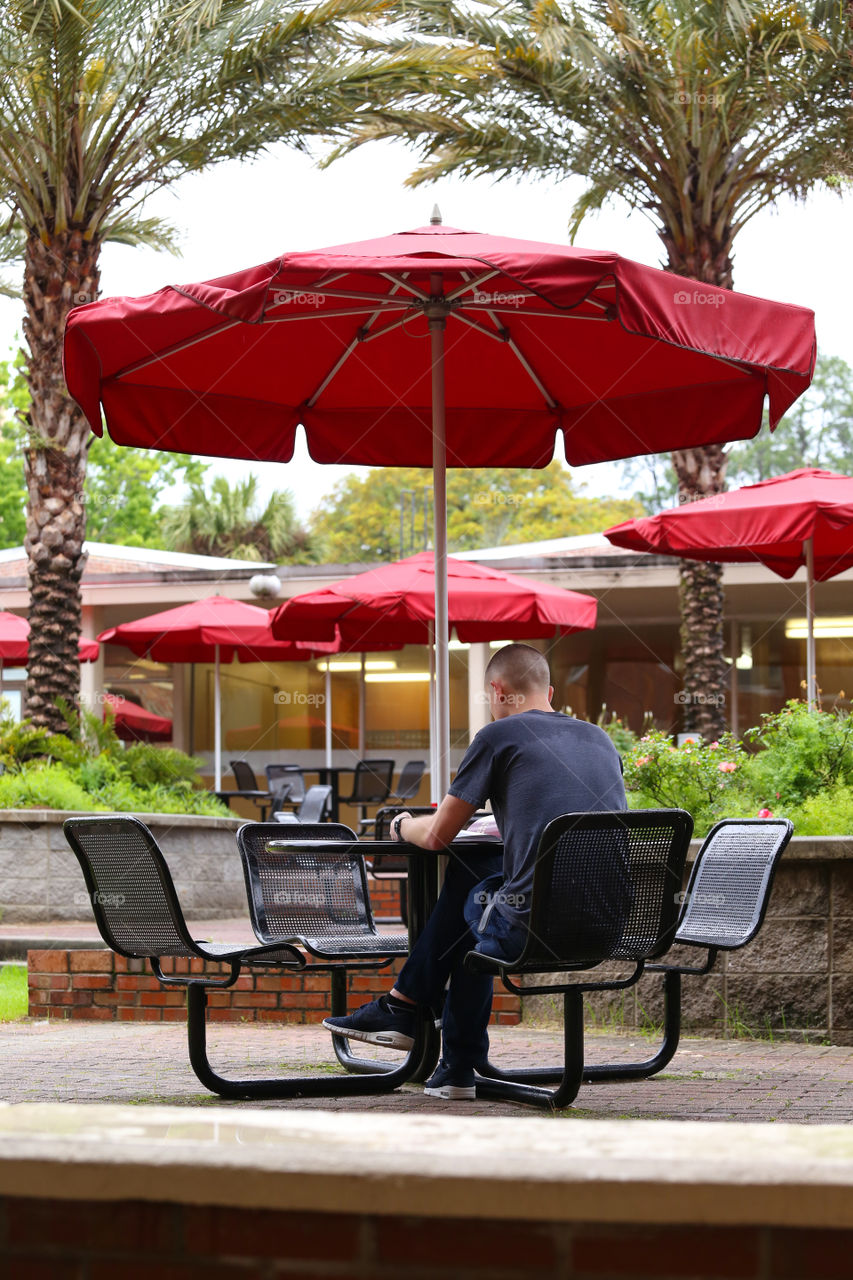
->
[[423, 1082, 477, 1100], [321, 1019, 414, 1050]]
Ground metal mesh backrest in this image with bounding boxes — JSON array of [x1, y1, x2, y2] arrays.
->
[[676, 818, 793, 949], [522, 810, 693, 967], [348, 759, 394, 804], [63, 816, 195, 958], [237, 824, 370, 944], [393, 760, 427, 800], [266, 764, 306, 803], [230, 759, 260, 790], [297, 785, 332, 822]]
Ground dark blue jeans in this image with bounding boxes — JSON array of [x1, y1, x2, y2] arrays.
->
[[394, 851, 528, 1071]]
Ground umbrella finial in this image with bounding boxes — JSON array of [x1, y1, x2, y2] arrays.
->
[[430, 204, 442, 225]]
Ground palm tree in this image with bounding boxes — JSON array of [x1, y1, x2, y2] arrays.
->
[[356, 0, 853, 735], [0, 0, 478, 730], [161, 474, 314, 562]]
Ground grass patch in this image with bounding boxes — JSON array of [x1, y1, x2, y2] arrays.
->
[[0, 964, 27, 1020]]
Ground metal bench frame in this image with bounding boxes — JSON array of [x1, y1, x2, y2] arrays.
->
[[466, 809, 694, 1110], [63, 815, 427, 1100]]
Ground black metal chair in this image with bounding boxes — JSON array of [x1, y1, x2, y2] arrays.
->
[[581, 816, 794, 1083], [215, 759, 275, 819], [63, 815, 426, 1100], [237, 822, 434, 1078], [265, 764, 306, 814], [467, 809, 693, 1110], [337, 758, 395, 832], [358, 761, 429, 837], [273, 784, 333, 824]]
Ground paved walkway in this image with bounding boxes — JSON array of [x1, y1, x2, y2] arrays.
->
[[2, 1018, 852, 1121]]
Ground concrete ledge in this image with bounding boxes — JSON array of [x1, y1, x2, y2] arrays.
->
[[1, 1104, 853, 1229]]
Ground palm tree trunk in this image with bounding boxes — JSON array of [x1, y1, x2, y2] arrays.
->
[[22, 230, 100, 731], [664, 235, 733, 739]]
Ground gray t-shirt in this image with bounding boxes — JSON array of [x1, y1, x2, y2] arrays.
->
[[449, 710, 627, 925]]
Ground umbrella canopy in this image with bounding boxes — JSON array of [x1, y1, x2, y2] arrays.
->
[[271, 550, 598, 646], [0, 612, 98, 664], [65, 219, 816, 795], [605, 468, 853, 708], [98, 595, 336, 785], [102, 692, 172, 742]]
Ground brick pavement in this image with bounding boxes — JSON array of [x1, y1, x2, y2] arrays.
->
[[1, 1017, 852, 1121]]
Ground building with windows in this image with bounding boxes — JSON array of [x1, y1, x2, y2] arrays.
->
[[0, 535, 848, 785]]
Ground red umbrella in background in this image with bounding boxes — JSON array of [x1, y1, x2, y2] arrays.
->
[[102, 692, 172, 743], [605, 468, 853, 708], [0, 611, 99, 664], [271, 551, 598, 647], [98, 595, 336, 785], [64, 217, 815, 795], [273, 551, 598, 796]]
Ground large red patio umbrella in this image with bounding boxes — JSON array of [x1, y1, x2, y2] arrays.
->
[[273, 550, 599, 797], [604, 468, 853, 708], [271, 550, 598, 648], [102, 692, 173, 743], [64, 217, 815, 795], [97, 595, 336, 786]]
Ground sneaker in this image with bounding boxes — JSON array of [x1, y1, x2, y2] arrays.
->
[[423, 1060, 476, 1101], [322, 995, 416, 1050]]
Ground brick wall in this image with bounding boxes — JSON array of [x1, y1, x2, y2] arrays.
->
[[1, 1196, 850, 1278], [26, 949, 521, 1026]]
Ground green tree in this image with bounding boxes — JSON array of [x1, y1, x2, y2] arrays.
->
[[161, 473, 314, 562], [0, 352, 28, 548], [0, 0, 479, 731], [621, 352, 853, 512], [309, 462, 642, 563], [85, 437, 207, 548], [728, 354, 853, 486], [366, 0, 852, 736]]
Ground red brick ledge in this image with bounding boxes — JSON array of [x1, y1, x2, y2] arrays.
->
[[27, 948, 521, 1026]]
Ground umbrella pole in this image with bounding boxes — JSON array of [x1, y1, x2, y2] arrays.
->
[[358, 652, 365, 757], [325, 664, 332, 769], [214, 645, 222, 790], [428, 621, 437, 803], [429, 299, 451, 801], [805, 537, 817, 710]]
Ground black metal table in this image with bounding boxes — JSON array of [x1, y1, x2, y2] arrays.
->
[[254, 835, 502, 1096]]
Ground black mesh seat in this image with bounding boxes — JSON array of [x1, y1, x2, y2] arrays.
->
[[63, 815, 303, 978], [237, 822, 409, 959], [466, 809, 693, 1109], [338, 759, 395, 832], [215, 760, 275, 819], [266, 764, 306, 813], [62, 815, 428, 1101], [582, 816, 794, 1084]]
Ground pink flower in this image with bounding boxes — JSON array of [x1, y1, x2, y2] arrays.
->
[[758, 808, 773, 818], [717, 761, 737, 773], [708, 741, 720, 749], [635, 755, 651, 766]]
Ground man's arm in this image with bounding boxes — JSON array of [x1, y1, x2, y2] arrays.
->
[[393, 795, 477, 851]]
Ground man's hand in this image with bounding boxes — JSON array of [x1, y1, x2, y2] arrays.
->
[[390, 811, 412, 842], [394, 795, 477, 851]]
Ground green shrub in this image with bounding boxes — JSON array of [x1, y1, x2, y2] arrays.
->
[[624, 729, 755, 837], [0, 703, 228, 817], [743, 700, 853, 808], [778, 785, 853, 837]]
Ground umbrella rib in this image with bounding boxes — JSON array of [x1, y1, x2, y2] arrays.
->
[[107, 316, 245, 380], [445, 270, 502, 302], [305, 279, 411, 409], [452, 301, 560, 411], [380, 272, 429, 301]]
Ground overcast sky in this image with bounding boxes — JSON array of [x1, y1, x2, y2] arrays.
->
[[1, 137, 847, 519]]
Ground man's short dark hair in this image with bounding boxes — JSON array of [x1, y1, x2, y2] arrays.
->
[[485, 643, 551, 695]]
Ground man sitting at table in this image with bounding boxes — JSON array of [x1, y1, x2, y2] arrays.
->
[[322, 642, 627, 1101]]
